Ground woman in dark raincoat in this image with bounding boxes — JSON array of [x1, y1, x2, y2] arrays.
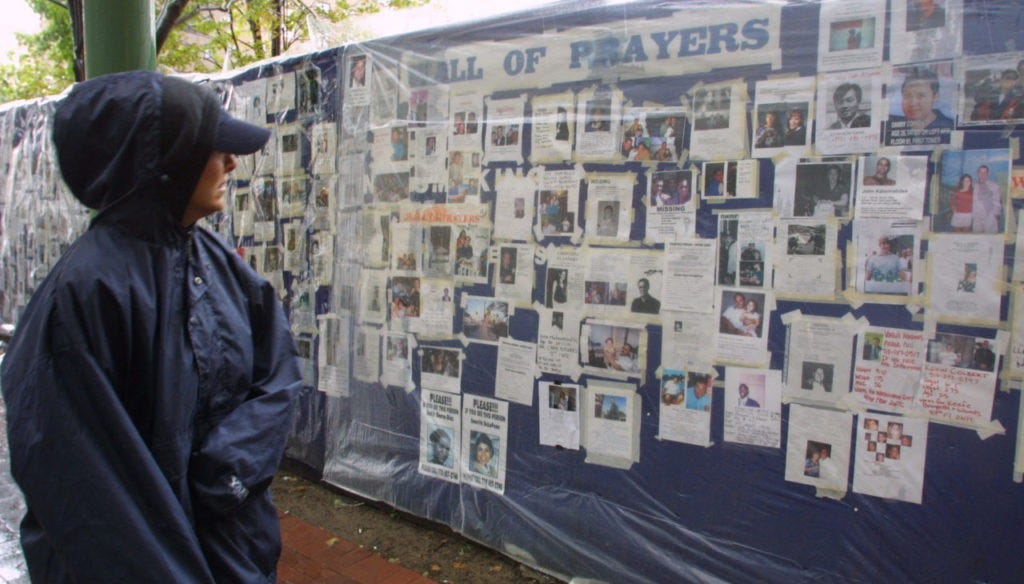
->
[[1, 71, 301, 582]]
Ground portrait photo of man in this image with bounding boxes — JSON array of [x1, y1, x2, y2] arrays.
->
[[862, 334, 883, 361], [863, 156, 896, 186], [906, 0, 946, 31], [828, 82, 871, 129], [630, 278, 661, 315]]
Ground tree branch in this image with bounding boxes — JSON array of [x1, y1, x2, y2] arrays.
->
[[155, 0, 193, 53], [270, 0, 282, 56], [67, 0, 84, 80], [226, 0, 242, 62]]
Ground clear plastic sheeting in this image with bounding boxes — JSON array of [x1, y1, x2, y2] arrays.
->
[[1, 99, 90, 322], [4, 1, 1024, 582]]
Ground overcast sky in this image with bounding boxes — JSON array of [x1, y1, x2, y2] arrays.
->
[[0, 0, 563, 65]]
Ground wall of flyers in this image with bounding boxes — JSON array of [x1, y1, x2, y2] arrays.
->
[[3, 1, 1024, 581]]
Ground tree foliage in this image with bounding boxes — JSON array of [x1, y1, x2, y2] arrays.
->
[[1, 0, 427, 103], [0, 0, 77, 103]]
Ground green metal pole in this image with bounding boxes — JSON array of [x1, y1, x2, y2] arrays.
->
[[83, 0, 156, 78]]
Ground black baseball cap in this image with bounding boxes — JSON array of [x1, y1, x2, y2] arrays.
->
[[212, 109, 271, 155]]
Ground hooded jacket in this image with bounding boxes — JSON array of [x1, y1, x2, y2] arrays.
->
[[1, 71, 301, 582]]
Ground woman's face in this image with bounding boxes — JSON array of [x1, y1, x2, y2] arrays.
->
[[961, 176, 973, 190], [475, 441, 492, 464], [183, 151, 236, 226], [746, 300, 756, 312]]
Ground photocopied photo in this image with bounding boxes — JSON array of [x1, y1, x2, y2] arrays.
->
[[536, 168, 582, 239], [461, 396, 509, 494], [783, 315, 857, 407], [645, 169, 697, 243], [418, 389, 461, 483], [539, 381, 581, 449], [449, 91, 484, 151], [460, 295, 510, 344], [852, 326, 927, 413], [536, 305, 583, 379], [381, 331, 411, 389], [658, 370, 714, 447], [855, 153, 928, 220], [743, 84, 803, 160], [931, 148, 1010, 235], [884, 61, 956, 148], [751, 93, 811, 155], [586, 173, 634, 242], [493, 242, 534, 303], [853, 414, 928, 504], [817, 0, 884, 72], [690, 79, 749, 161], [580, 319, 647, 380], [574, 87, 623, 162], [916, 331, 1000, 426], [889, 0, 963, 65], [582, 380, 640, 468], [1009, 284, 1024, 376], [345, 53, 371, 106], [792, 159, 854, 218], [815, 69, 883, 155], [774, 218, 838, 299], [785, 404, 853, 494], [960, 51, 1024, 126], [633, 108, 687, 163], [723, 367, 782, 448], [661, 240, 717, 314], [715, 287, 772, 366], [648, 169, 695, 207], [482, 95, 527, 165], [530, 92, 575, 163], [926, 235, 1003, 324], [716, 212, 774, 289], [265, 71, 295, 115], [420, 346, 462, 394], [492, 170, 535, 242], [317, 313, 351, 398], [494, 337, 537, 406], [852, 219, 919, 299]]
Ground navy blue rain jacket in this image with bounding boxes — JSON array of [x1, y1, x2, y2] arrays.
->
[[1, 71, 301, 582]]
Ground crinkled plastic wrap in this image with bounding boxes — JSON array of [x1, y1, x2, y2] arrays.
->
[[4, 1, 1024, 582]]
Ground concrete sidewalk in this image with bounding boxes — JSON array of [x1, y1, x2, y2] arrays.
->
[[0, 379, 428, 584]]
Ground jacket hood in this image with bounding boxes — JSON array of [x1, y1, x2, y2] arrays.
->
[[53, 71, 222, 240]]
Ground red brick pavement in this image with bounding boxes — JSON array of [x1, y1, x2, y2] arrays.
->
[[277, 512, 436, 584]]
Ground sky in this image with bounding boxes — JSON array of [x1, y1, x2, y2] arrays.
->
[[0, 0, 40, 63], [0, 0, 562, 65]]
